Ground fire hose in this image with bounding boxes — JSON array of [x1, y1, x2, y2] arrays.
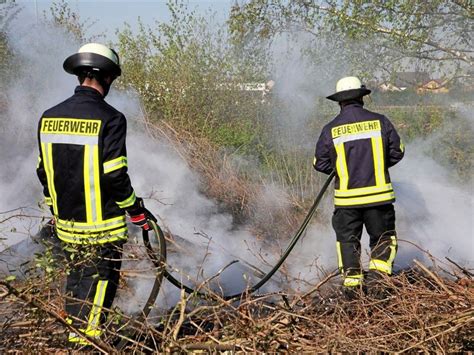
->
[[116, 170, 335, 348]]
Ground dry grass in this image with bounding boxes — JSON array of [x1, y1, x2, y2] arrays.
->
[[140, 116, 306, 244], [144, 118, 258, 217], [0, 258, 472, 353]]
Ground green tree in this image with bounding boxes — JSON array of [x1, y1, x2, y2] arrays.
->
[[229, 0, 473, 81], [115, 0, 270, 151], [0, 0, 20, 90], [44, 0, 104, 43]]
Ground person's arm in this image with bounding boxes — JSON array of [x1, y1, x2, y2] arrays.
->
[[384, 117, 405, 167], [102, 114, 155, 230], [313, 127, 334, 174], [36, 118, 54, 212], [102, 114, 137, 210]]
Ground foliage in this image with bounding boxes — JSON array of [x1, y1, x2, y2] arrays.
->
[[433, 107, 474, 181], [115, 1, 270, 153], [38, 0, 472, 208], [0, 0, 20, 89], [44, 0, 104, 43], [229, 0, 473, 81], [371, 89, 455, 106]]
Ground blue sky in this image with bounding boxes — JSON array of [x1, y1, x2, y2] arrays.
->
[[16, 0, 233, 40]]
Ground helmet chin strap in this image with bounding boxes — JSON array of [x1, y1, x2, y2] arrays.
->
[[99, 78, 112, 97]]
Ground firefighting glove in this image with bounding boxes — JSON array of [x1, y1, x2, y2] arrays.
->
[[127, 197, 157, 231]]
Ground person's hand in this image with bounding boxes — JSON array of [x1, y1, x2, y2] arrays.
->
[[127, 197, 156, 231]]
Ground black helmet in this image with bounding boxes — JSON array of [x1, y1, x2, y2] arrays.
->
[[63, 43, 121, 77]]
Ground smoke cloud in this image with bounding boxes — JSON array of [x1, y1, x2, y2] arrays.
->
[[0, 8, 472, 315], [267, 34, 473, 274], [0, 12, 281, 312], [0, 16, 77, 249]]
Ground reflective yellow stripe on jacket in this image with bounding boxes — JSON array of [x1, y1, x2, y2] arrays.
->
[[41, 143, 59, 215], [117, 191, 136, 209], [41, 118, 130, 245], [56, 226, 127, 244], [103, 156, 127, 174], [331, 120, 394, 207], [56, 216, 127, 244]]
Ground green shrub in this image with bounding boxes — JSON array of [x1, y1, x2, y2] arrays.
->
[[115, 1, 269, 148]]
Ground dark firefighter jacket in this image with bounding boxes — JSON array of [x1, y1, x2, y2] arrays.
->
[[314, 102, 404, 208], [36, 86, 136, 244]]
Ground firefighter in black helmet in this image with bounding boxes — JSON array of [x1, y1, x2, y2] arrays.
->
[[36, 43, 152, 345], [313, 76, 405, 298]]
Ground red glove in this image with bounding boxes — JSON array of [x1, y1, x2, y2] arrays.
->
[[130, 211, 150, 231], [127, 197, 156, 231]]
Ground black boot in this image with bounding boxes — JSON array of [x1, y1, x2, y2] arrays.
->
[[365, 270, 390, 300], [343, 286, 362, 301]]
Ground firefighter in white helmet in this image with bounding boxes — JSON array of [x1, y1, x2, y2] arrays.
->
[[37, 43, 154, 346], [313, 76, 405, 299]]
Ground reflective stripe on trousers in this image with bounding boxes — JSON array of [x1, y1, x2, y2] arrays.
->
[[66, 280, 108, 345], [369, 236, 397, 275]]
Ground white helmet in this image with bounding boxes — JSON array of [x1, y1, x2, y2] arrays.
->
[[63, 43, 121, 77], [326, 76, 371, 102]]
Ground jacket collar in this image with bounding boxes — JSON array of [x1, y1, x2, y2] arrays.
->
[[340, 101, 363, 111], [74, 85, 103, 98]]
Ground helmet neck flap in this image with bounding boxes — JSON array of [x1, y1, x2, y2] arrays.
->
[[63, 43, 121, 97]]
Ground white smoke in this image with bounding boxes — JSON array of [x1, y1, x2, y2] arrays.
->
[[0, 7, 472, 317], [0, 12, 281, 313], [394, 141, 473, 268], [118, 127, 278, 310], [0, 15, 77, 249], [266, 34, 473, 275]]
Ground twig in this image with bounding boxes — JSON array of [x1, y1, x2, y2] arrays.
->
[[0, 280, 114, 353], [9, 320, 34, 328], [291, 269, 339, 307], [445, 257, 474, 278], [0, 285, 8, 298], [414, 260, 453, 296], [172, 289, 187, 341], [170, 342, 240, 351], [396, 316, 473, 353]]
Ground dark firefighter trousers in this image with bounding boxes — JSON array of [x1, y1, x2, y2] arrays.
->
[[63, 241, 123, 344], [332, 204, 398, 287]]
